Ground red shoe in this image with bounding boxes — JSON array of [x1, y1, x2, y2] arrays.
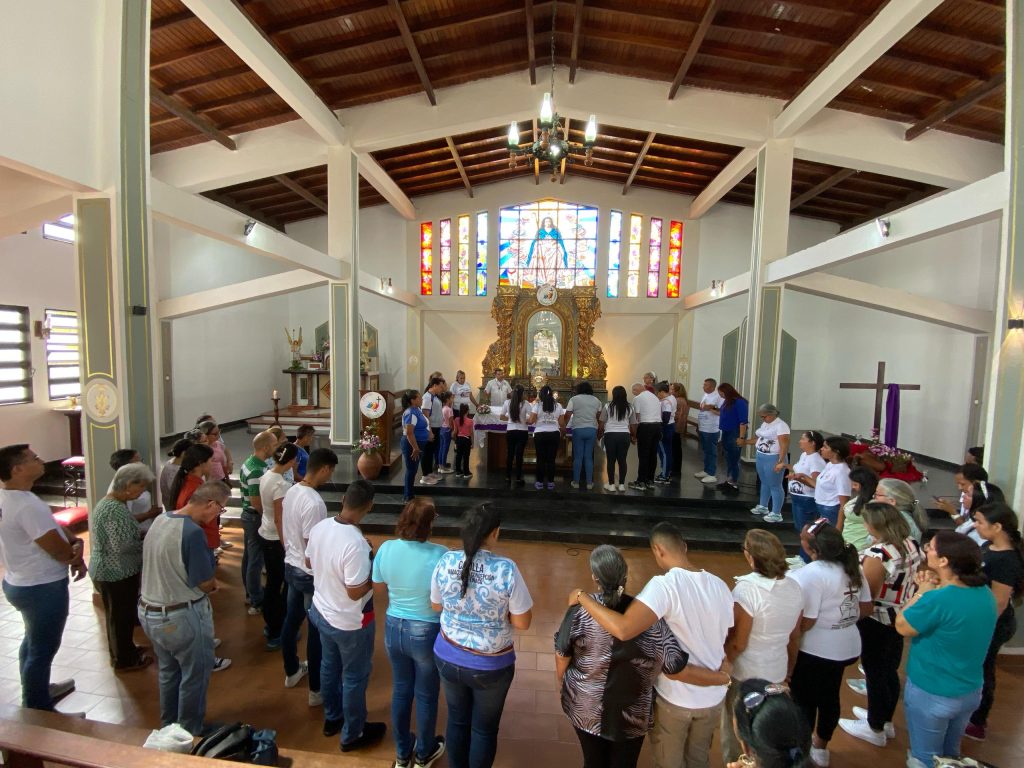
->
[[964, 722, 986, 741]]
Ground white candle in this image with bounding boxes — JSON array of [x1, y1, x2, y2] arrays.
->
[[272, 390, 279, 400]]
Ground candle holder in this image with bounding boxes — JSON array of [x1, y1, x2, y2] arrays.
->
[[272, 397, 281, 426]]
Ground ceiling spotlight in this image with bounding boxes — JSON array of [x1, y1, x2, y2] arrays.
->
[[243, 218, 257, 236], [875, 217, 891, 238]]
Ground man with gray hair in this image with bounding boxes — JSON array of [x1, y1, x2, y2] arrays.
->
[[630, 383, 662, 491], [643, 372, 657, 393], [139, 480, 231, 735]]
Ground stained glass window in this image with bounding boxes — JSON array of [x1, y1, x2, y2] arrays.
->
[[666, 220, 683, 298], [439, 218, 452, 296], [419, 222, 433, 295], [626, 214, 642, 298], [607, 210, 622, 298], [456, 215, 470, 296], [647, 217, 662, 298], [498, 199, 598, 289], [476, 211, 488, 296]]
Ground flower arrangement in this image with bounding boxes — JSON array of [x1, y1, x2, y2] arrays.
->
[[868, 441, 914, 471], [355, 428, 383, 457], [477, 404, 491, 415]]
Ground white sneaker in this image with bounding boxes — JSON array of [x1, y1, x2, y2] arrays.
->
[[763, 512, 783, 523], [419, 476, 438, 485], [212, 657, 231, 672], [839, 717, 886, 747], [809, 745, 830, 767], [617, 483, 627, 492], [750, 504, 768, 515], [852, 706, 895, 739], [308, 690, 323, 707], [570, 481, 579, 489], [285, 660, 308, 688], [846, 677, 867, 695], [694, 471, 708, 479], [858, 662, 865, 674], [213, 638, 222, 649], [905, 753, 928, 768], [604, 483, 616, 491], [701, 475, 718, 484]]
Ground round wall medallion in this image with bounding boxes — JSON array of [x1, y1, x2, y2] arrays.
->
[[359, 391, 387, 420], [83, 379, 120, 423], [536, 284, 558, 306]]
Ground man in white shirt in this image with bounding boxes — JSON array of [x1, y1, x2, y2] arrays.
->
[[695, 378, 724, 485], [575, 522, 734, 768], [305, 479, 386, 752], [630, 382, 663, 491], [483, 367, 512, 405], [279, 448, 339, 705]]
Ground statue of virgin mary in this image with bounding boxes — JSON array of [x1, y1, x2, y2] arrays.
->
[[525, 216, 569, 286]]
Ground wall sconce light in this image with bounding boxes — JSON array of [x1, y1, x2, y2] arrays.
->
[[386, 277, 394, 295], [710, 280, 724, 298], [875, 218, 891, 238], [1008, 318, 1024, 330], [243, 219, 257, 236], [380, 277, 395, 295]]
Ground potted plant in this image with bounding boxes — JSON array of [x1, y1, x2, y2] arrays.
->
[[355, 427, 384, 480]]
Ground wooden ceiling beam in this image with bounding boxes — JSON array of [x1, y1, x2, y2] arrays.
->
[[568, 0, 585, 84], [790, 168, 858, 209], [667, 0, 718, 100], [622, 131, 656, 195], [151, 87, 236, 150], [905, 71, 1006, 141], [201, 191, 284, 231], [272, 174, 328, 213], [526, 0, 537, 85], [884, 45, 991, 81], [445, 137, 475, 198], [914, 19, 1005, 51], [388, 0, 437, 106], [160, 65, 252, 96], [264, 0, 382, 37], [151, 40, 222, 71]]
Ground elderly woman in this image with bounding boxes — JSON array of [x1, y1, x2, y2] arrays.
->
[[741, 404, 790, 523], [874, 478, 928, 542], [728, 678, 811, 768], [89, 462, 155, 671]]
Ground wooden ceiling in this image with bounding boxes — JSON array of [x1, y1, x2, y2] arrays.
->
[[205, 121, 942, 230]]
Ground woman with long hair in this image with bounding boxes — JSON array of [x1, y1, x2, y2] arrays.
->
[[169, 444, 214, 514], [669, 383, 689, 479], [500, 385, 529, 486], [798, 436, 851, 527], [788, 522, 872, 768], [400, 389, 431, 501], [374, 499, 448, 768], [716, 383, 749, 493], [430, 504, 533, 768], [838, 467, 880, 553], [600, 386, 633, 492], [874, 478, 929, 542], [896, 531, 997, 766], [785, 431, 826, 562], [196, 420, 232, 483], [957, 480, 1005, 545], [838, 503, 922, 748], [528, 385, 564, 490], [965, 502, 1024, 741], [258, 442, 298, 649], [452, 404, 474, 479], [565, 380, 602, 490], [730, 679, 812, 768]]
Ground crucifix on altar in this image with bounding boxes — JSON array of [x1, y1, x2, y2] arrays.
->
[[839, 362, 920, 445]]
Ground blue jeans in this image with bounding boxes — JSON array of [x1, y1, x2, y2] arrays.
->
[[436, 659, 515, 768], [755, 452, 785, 513], [571, 427, 597, 484], [791, 495, 818, 562], [240, 511, 264, 607], [401, 437, 420, 501], [699, 430, 719, 476], [138, 596, 215, 735], [385, 616, 441, 762], [815, 503, 840, 526], [721, 428, 741, 482], [281, 565, 321, 692], [2, 577, 69, 710], [438, 428, 453, 468], [904, 678, 980, 764], [657, 424, 675, 478], [310, 605, 375, 744]]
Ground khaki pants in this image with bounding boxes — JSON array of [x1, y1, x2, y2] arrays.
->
[[651, 694, 724, 768]]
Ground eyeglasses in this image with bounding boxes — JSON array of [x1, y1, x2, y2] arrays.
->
[[742, 683, 788, 715]]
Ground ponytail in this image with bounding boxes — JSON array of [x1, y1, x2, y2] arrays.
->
[[589, 545, 628, 611], [459, 504, 501, 599], [806, 525, 862, 590], [455, 403, 470, 431], [509, 385, 524, 423], [977, 502, 1024, 594], [539, 385, 555, 413], [169, 443, 214, 508]]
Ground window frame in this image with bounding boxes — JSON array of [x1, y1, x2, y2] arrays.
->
[[43, 308, 81, 401], [0, 304, 33, 406]]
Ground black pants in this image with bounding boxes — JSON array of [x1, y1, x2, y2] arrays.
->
[[96, 572, 143, 668], [575, 728, 645, 768], [505, 430, 528, 479], [604, 433, 630, 484], [790, 650, 857, 742], [534, 431, 560, 484], [671, 431, 683, 477], [455, 435, 472, 475], [971, 609, 1017, 726], [420, 427, 441, 476], [636, 423, 661, 483], [858, 617, 903, 730], [260, 537, 287, 640]]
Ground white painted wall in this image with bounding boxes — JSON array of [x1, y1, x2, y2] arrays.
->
[[0, 230, 80, 460], [690, 294, 748, 391]]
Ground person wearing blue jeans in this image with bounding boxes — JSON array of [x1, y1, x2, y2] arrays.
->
[[785, 431, 827, 561], [3, 578, 71, 709], [571, 427, 597, 487], [694, 378, 724, 483], [401, 390, 430, 500], [239, 434, 276, 611], [281, 565, 321, 697], [810, 436, 852, 529], [715, 384, 749, 493], [565, 382, 602, 489], [654, 382, 676, 483], [436, 661, 515, 768], [740, 404, 790, 522], [310, 605, 376, 744]]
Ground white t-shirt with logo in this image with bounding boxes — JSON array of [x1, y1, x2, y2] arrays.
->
[[0, 490, 70, 587], [789, 451, 826, 497], [697, 391, 724, 433], [600, 403, 634, 434], [258, 471, 291, 541], [814, 461, 852, 507], [282, 483, 328, 574], [451, 381, 474, 409], [636, 568, 734, 708], [754, 419, 790, 456], [500, 399, 530, 431], [306, 518, 373, 631], [531, 401, 565, 433], [660, 395, 677, 425], [789, 560, 871, 660], [633, 390, 662, 424], [731, 573, 804, 682]]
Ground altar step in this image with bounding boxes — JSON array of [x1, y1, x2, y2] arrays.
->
[[245, 408, 331, 435]]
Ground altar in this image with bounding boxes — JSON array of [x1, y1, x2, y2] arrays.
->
[[281, 367, 330, 409], [473, 412, 574, 470]]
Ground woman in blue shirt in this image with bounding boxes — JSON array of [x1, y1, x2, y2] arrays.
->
[[372, 499, 448, 768], [401, 389, 432, 502], [896, 530, 997, 767], [716, 383, 749, 493]]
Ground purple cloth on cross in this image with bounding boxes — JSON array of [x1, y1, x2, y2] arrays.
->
[[884, 383, 900, 448]]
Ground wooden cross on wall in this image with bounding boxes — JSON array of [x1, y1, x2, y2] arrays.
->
[[838, 361, 921, 435]]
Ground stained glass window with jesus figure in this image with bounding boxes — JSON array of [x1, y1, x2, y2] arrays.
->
[[498, 199, 598, 289]]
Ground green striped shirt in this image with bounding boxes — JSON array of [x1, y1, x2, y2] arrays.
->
[[239, 454, 267, 515]]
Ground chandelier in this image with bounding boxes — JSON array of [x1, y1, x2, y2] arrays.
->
[[506, 0, 597, 180]]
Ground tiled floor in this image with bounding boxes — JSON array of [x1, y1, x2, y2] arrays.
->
[[4, 529, 1021, 767]]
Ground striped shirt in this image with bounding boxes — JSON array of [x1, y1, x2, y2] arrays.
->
[[239, 454, 267, 516]]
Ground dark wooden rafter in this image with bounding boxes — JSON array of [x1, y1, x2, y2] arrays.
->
[[151, 86, 236, 150], [568, 0, 585, 84], [387, 0, 437, 106], [622, 131, 656, 194], [202, 191, 284, 231], [790, 168, 857, 210], [445, 137, 475, 198], [905, 70, 1006, 141], [526, 0, 537, 85], [272, 175, 328, 212], [667, 0, 717, 100], [841, 186, 938, 231]]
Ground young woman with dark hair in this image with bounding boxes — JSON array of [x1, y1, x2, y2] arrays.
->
[[788, 523, 872, 768], [934, 465, 990, 545], [257, 442, 299, 648], [373, 499, 448, 768], [169, 444, 214, 513], [716, 383, 749, 493], [499, 385, 529, 486], [600, 386, 633, 492], [837, 467, 880, 553], [785, 431, 826, 561], [798, 436, 851, 527], [528, 385, 564, 490], [730, 679, 812, 768], [965, 502, 1024, 741], [896, 531, 997, 767], [452, 405, 474, 479], [430, 505, 533, 768], [400, 389, 432, 501]]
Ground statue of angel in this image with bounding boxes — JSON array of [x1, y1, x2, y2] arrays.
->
[[285, 327, 303, 361]]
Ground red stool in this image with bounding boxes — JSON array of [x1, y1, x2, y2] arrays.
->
[[52, 506, 89, 532], [61, 456, 85, 506]]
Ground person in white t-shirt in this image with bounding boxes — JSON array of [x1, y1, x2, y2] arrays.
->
[[450, 369, 479, 413], [801, 436, 852, 526], [499, 384, 530, 485], [740, 404, 790, 523], [258, 443, 297, 649], [788, 522, 873, 768], [630, 383, 663, 491], [483, 367, 512, 406], [785, 431, 827, 562], [528, 386, 564, 489], [574, 522, 734, 768], [279, 448, 338, 705], [599, 386, 634, 492], [306, 479, 386, 751], [0, 444, 85, 711], [654, 382, 677, 485], [694, 378, 724, 485]]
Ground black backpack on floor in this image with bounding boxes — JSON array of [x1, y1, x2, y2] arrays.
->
[[191, 723, 278, 765]]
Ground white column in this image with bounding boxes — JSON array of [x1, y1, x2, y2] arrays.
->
[[328, 144, 360, 445]]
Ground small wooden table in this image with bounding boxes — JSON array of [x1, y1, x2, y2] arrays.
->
[[282, 368, 331, 409], [52, 407, 82, 456]]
